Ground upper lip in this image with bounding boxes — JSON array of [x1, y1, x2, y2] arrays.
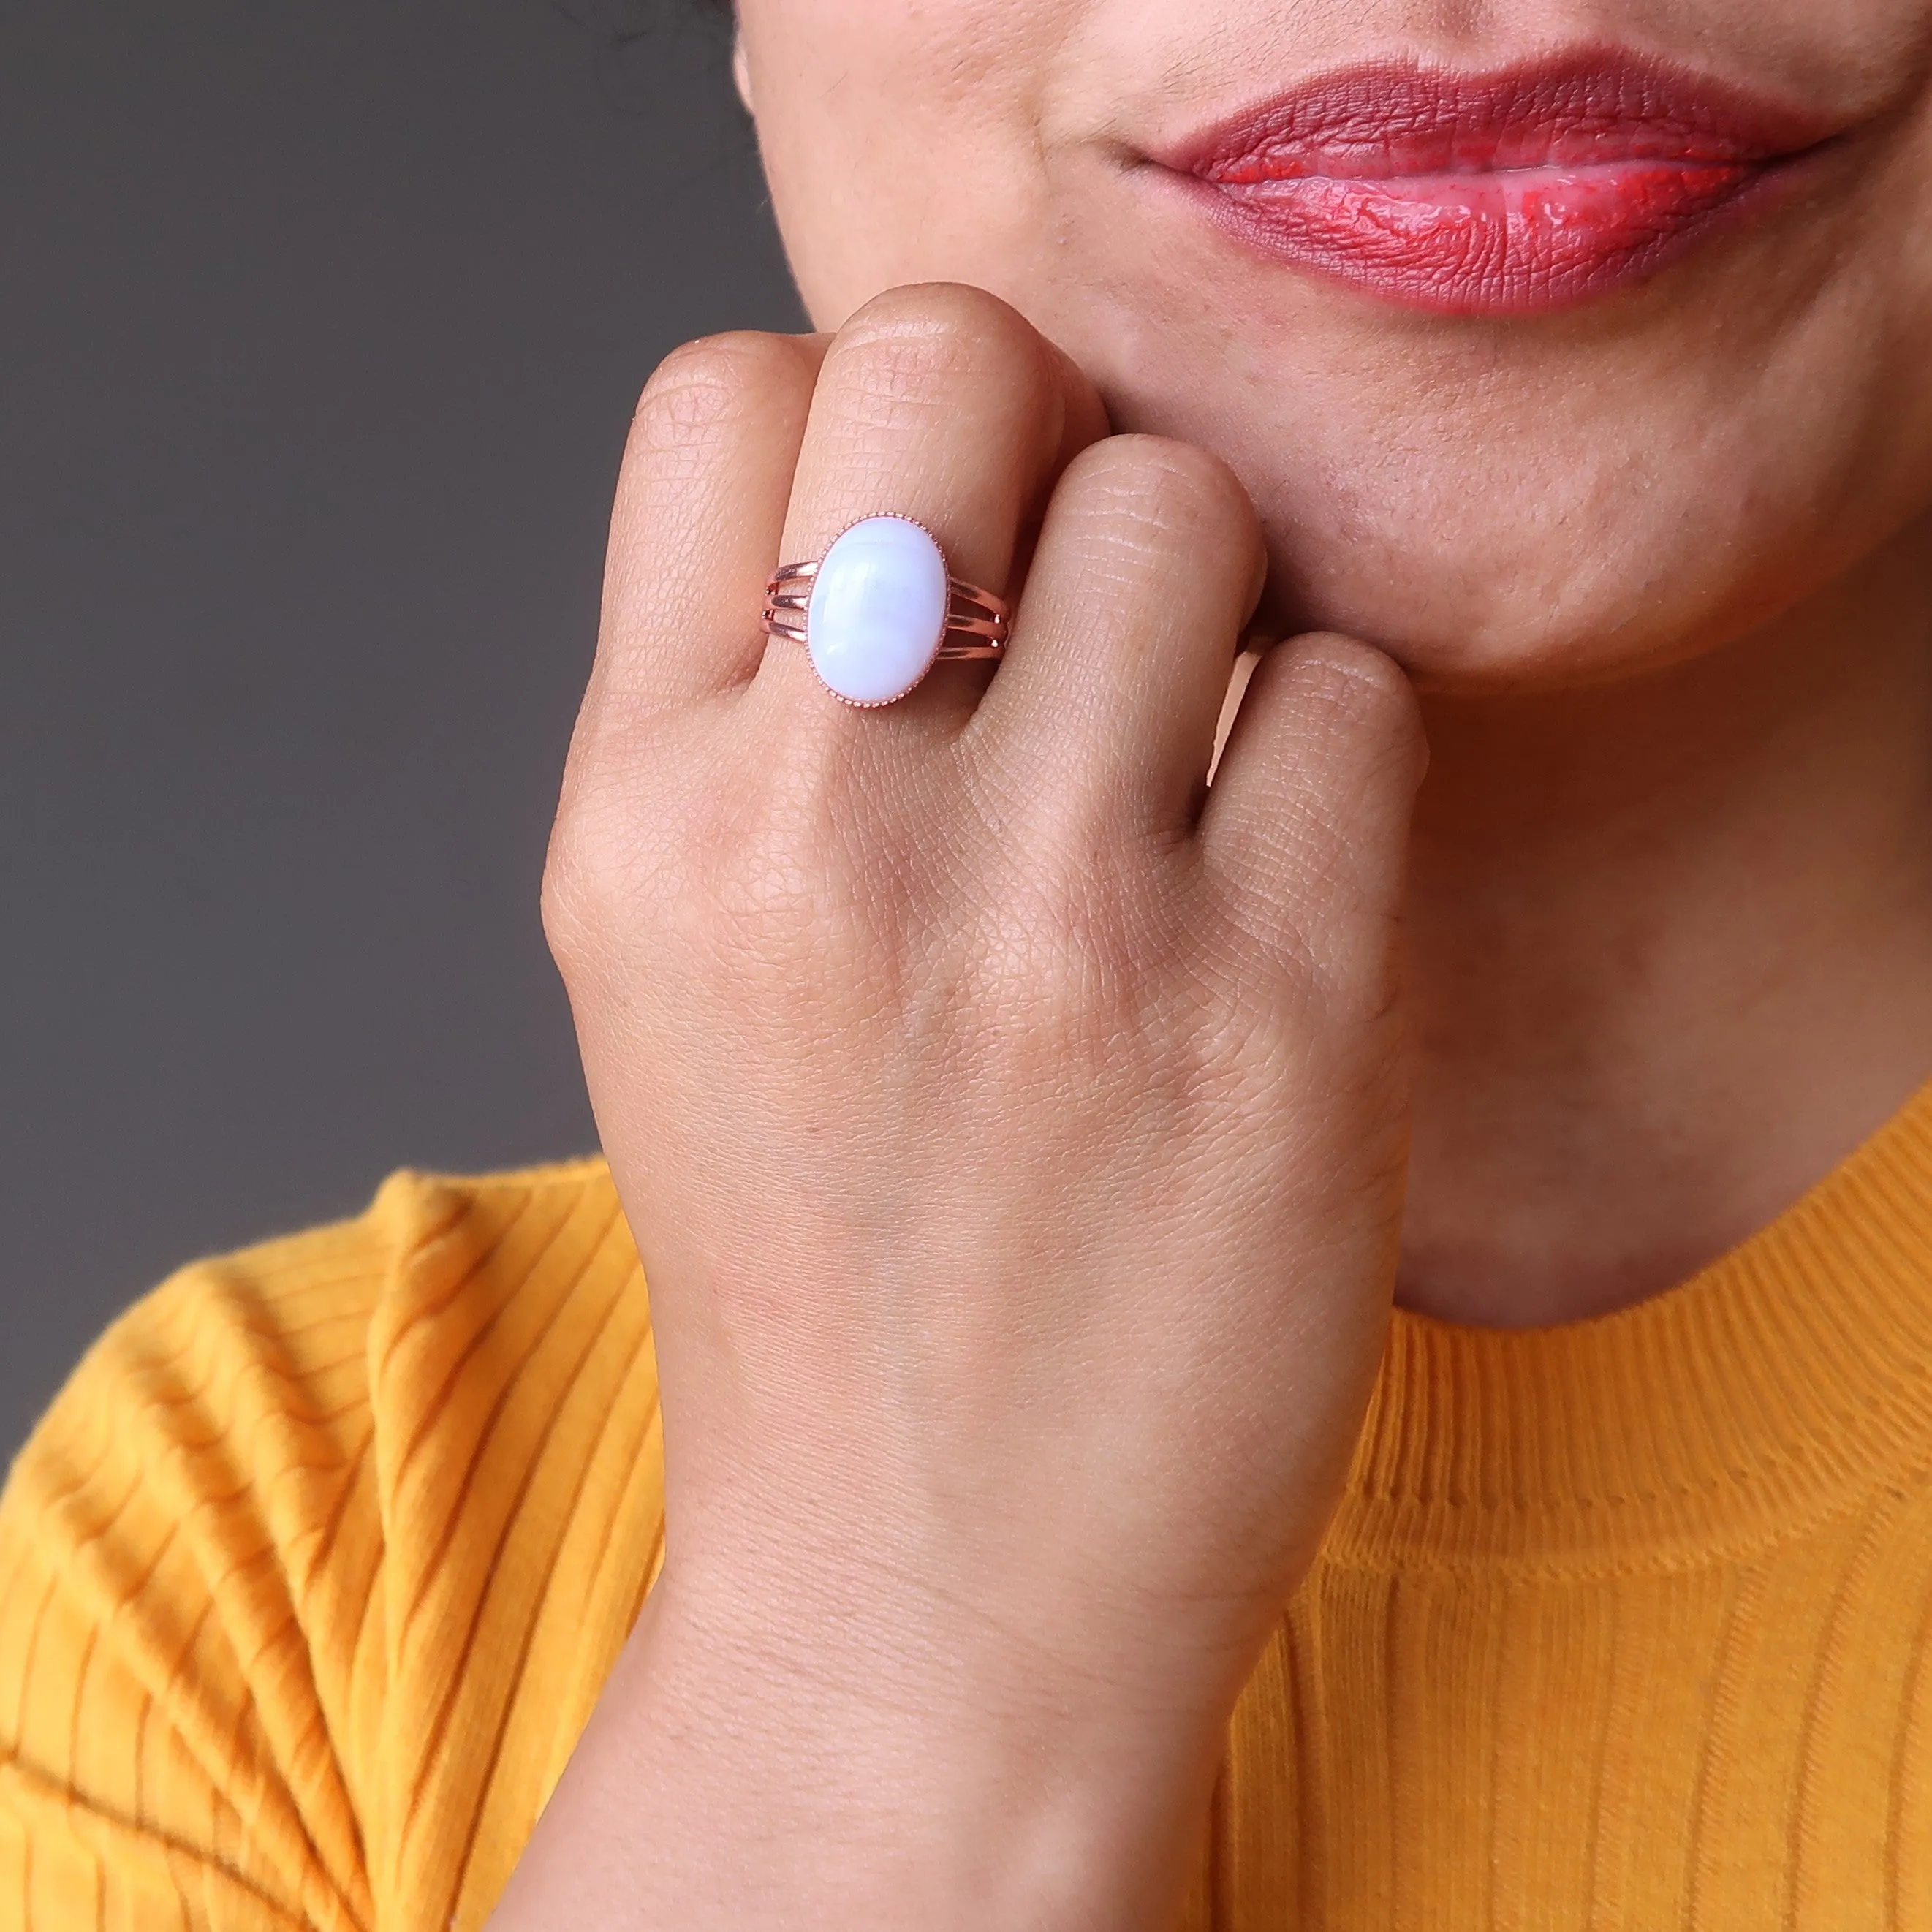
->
[[1164, 47, 1845, 183]]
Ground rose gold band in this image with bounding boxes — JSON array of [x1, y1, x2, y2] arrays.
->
[[761, 560, 1010, 658]]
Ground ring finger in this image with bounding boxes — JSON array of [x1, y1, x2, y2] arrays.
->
[[751, 282, 1107, 738]]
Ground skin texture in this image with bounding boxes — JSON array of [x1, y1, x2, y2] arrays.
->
[[491, 0, 1932, 1924]]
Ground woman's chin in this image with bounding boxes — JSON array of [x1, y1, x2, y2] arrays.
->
[[1249, 561, 1712, 695]]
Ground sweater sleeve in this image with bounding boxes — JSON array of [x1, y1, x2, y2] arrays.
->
[[0, 1201, 401, 1932]]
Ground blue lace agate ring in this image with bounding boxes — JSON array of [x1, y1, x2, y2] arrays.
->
[[762, 515, 1009, 708]]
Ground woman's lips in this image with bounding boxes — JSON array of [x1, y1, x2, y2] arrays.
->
[[1162, 51, 1842, 314]]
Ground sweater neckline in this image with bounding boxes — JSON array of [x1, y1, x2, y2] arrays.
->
[[1326, 1077, 1932, 1579]]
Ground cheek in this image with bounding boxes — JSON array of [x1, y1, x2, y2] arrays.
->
[[739, 0, 1068, 327]]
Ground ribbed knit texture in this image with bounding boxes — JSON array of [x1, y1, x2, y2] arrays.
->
[[7, 1085, 1932, 1928]]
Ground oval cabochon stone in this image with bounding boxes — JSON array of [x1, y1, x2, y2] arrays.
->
[[806, 516, 950, 706]]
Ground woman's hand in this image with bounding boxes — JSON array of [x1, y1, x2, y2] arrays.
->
[[504, 283, 1423, 1931]]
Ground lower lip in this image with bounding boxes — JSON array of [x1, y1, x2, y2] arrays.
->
[[1182, 155, 1805, 314]]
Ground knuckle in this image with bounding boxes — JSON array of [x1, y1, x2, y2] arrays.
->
[[706, 784, 834, 932], [541, 749, 683, 976], [683, 751, 865, 977], [539, 729, 887, 1028], [825, 282, 1055, 414], [1062, 435, 1257, 550], [632, 331, 806, 447], [539, 801, 608, 977], [1280, 634, 1425, 758], [838, 281, 1035, 357]]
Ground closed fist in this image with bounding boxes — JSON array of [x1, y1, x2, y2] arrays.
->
[[537, 280, 1423, 1925]]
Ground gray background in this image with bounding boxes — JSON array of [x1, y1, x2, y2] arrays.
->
[[1, 0, 802, 1461]]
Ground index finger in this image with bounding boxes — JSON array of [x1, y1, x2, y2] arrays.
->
[[584, 329, 828, 735]]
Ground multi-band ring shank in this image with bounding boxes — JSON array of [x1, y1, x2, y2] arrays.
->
[[762, 566, 1007, 655], [761, 515, 1009, 707]]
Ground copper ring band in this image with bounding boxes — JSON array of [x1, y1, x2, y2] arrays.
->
[[760, 561, 1009, 659]]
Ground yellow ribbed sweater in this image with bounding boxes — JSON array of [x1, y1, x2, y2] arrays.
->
[[8, 1086, 1932, 1930]]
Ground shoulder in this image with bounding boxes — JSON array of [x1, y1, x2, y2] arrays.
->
[[0, 1159, 662, 1931]]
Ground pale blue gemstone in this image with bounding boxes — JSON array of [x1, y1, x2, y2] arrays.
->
[[806, 516, 950, 706]]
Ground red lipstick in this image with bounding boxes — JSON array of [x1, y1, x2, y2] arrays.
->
[[1164, 51, 1841, 314]]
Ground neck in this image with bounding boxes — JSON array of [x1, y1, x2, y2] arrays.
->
[[1398, 520, 1932, 1328]]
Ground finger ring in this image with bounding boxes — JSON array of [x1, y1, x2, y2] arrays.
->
[[762, 515, 1009, 708]]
